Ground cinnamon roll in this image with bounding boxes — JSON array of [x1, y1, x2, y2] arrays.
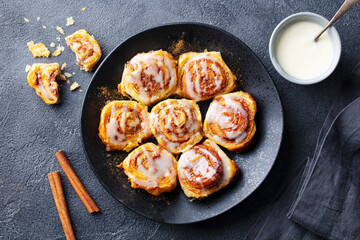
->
[[177, 140, 239, 198], [27, 63, 61, 105], [150, 99, 203, 154], [65, 29, 101, 71], [118, 50, 177, 106], [118, 143, 177, 196], [177, 51, 236, 102], [203, 91, 257, 152], [98, 100, 151, 152]]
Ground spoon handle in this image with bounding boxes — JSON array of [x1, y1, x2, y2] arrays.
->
[[314, 0, 360, 41]]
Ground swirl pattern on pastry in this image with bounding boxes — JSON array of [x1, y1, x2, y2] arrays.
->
[[118, 50, 177, 106], [177, 140, 239, 198], [118, 143, 177, 196], [150, 99, 203, 154], [98, 100, 151, 152], [177, 51, 236, 102], [65, 29, 102, 71], [27, 63, 61, 105], [203, 91, 256, 152]]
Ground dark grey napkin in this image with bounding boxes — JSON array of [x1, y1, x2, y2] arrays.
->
[[246, 63, 360, 240]]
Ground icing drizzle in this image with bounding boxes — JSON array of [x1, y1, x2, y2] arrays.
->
[[126, 52, 176, 103], [206, 94, 249, 143]]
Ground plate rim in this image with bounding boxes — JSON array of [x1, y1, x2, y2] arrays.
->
[[80, 22, 284, 224]]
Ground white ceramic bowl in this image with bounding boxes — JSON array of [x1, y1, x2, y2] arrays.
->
[[269, 12, 341, 85]]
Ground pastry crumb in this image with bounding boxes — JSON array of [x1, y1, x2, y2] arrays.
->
[[79, 89, 83, 92], [81, 7, 86, 11], [56, 26, 65, 35], [27, 41, 50, 58], [56, 36, 61, 42], [24, 18, 29, 22], [58, 74, 66, 81], [72, 72, 76, 75], [52, 45, 64, 56], [61, 62, 67, 70], [66, 17, 75, 26], [50, 42, 55, 48], [42, 26, 47, 29], [64, 72, 72, 78], [37, 17, 40, 21], [25, 65, 31, 72], [70, 82, 80, 91], [66, 79, 70, 84]]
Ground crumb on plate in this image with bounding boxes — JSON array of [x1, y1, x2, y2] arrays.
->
[[56, 26, 65, 35], [64, 72, 72, 78], [58, 74, 66, 81], [37, 17, 40, 21], [42, 26, 47, 29], [27, 41, 50, 58], [61, 62, 67, 70], [70, 82, 80, 91], [66, 17, 75, 26], [81, 7, 86, 11], [52, 45, 64, 56], [24, 18, 29, 22], [50, 42, 56, 48]]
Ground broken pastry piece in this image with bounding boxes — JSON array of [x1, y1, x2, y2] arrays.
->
[[65, 29, 101, 72], [27, 41, 50, 58], [27, 63, 61, 104]]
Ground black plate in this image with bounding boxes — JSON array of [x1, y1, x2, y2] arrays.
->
[[81, 23, 283, 224]]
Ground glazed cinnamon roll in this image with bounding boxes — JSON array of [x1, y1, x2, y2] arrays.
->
[[177, 51, 236, 102], [118, 143, 177, 196], [177, 140, 239, 198], [98, 100, 151, 152], [27, 63, 61, 105], [203, 91, 257, 152], [150, 99, 203, 154], [118, 50, 177, 106], [65, 29, 102, 71]]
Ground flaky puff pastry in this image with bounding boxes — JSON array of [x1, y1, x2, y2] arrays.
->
[[118, 143, 177, 196], [150, 99, 203, 154], [27, 63, 61, 104], [177, 140, 239, 198], [65, 29, 101, 71], [119, 50, 177, 106], [98, 100, 152, 152], [204, 91, 256, 152], [177, 51, 236, 102]]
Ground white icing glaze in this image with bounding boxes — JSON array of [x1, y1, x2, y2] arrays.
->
[[206, 141, 231, 184], [178, 141, 232, 192], [73, 38, 94, 63], [131, 145, 176, 188], [206, 94, 249, 143], [36, 66, 57, 100], [106, 117, 125, 144], [126, 52, 176, 102], [151, 100, 200, 152], [182, 54, 224, 100], [105, 105, 146, 145]]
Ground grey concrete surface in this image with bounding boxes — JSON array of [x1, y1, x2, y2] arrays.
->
[[0, 0, 359, 239]]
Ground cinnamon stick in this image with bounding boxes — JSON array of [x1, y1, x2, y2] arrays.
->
[[55, 150, 100, 214], [48, 171, 76, 240]]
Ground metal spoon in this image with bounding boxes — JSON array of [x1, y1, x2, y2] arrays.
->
[[314, 0, 360, 42]]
